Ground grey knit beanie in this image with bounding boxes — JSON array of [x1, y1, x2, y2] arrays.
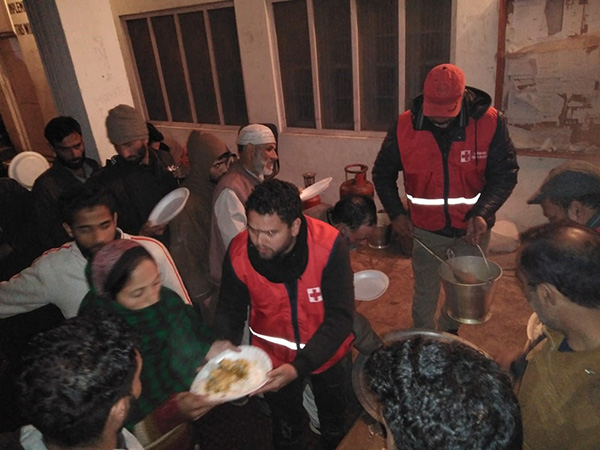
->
[[106, 104, 149, 145]]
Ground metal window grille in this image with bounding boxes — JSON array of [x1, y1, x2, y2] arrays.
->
[[272, 0, 451, 131], [124, 5, 248, 126]]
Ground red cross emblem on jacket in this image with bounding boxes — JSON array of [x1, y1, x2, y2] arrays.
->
[[460, 149, 471, 163], [307, 287, 323, 303]]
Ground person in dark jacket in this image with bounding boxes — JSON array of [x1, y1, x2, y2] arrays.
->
[[214, 179, 354, 450], [372, 63, 518, 332], [169, 131, 234, 322], [90, 105, 178, 240], [32, 116, 99, 250]]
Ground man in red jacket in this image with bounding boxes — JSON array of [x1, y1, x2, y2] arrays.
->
[[214, 179, 354, 450], [373, 63, 518, 332]]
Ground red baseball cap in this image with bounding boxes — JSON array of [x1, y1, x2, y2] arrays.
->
[[422, 64, 466, 118]]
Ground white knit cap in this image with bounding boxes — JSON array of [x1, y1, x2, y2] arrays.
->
[[237, 124, 276, 146]]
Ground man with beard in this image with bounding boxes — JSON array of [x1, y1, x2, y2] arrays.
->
[[14, 312, 144, 450], [169, 131, 234, 322], [209, 123, 278, 285], [32, 116, 100, 251], [0, 183, 190, 319], [91, 104, 178, 239], [214, 179, 354, 449]]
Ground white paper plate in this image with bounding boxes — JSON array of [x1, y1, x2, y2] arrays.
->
[[8, 151, 50, 190], [190, 345, 272, 402], [526, 312, 543, 342], [354, 270, 389, 301], [300, 177, 333, 201], [148, 187, 190, 226]]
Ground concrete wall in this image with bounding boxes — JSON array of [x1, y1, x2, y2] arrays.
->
[[504, 0, 600, 155], [54, 0, 135, 162], [454, 0, 499, 99]]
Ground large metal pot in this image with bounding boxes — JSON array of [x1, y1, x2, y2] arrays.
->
[[352, 329, 491, 423]]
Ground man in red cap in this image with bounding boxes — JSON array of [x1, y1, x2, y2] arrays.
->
[[373, 63, 518, 332]]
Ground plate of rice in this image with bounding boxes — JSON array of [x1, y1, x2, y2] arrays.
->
[[191, 345, 272, 402]]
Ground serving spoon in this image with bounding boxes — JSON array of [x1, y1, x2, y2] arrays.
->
[[413, 235, 481, 284]]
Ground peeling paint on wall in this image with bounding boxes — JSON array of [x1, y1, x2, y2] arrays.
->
[[503, 0, 600, 155]]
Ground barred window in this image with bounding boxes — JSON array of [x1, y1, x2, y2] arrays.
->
[[124, 5, 248, 125], [272, 0, 451, 131]]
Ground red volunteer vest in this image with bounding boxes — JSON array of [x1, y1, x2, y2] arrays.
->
[[397, 108, 497, 230], [229, 217, 353, 374]]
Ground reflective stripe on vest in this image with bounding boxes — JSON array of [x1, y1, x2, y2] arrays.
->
[[250, 326, 306, 350], [406, 193, 481, 206]]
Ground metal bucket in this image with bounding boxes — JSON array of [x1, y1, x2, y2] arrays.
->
[[439, 256, 502, 324], [368, 212, 391, 249]]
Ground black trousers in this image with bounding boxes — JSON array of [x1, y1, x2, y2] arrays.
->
[[264, 354, 351, 450]]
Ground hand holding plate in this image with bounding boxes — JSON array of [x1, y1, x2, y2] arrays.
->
[[139, 221, 167, 237], [190, 345, 272, 402], [175, 391, 216, 420], [252, 363, 298, 395]]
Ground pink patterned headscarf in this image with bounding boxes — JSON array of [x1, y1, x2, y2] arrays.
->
[[91, 240, 143, 298]]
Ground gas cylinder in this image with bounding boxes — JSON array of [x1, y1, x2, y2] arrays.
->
[[339, 164, 374, 199]]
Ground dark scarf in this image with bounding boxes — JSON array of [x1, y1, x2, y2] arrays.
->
[[247, 215, 309, 284], [79, 287, 212, 427]]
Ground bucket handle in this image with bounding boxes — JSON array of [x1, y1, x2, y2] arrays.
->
[[446, 246, 494, 286], [476, 244, 493, 281]]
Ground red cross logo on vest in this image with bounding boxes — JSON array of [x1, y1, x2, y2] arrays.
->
[[460, 149, 471, 163], [307, 287, 323, 303]]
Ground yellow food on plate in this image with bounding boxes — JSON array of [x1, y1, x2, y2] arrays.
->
[[205, 358, 251, 394]]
